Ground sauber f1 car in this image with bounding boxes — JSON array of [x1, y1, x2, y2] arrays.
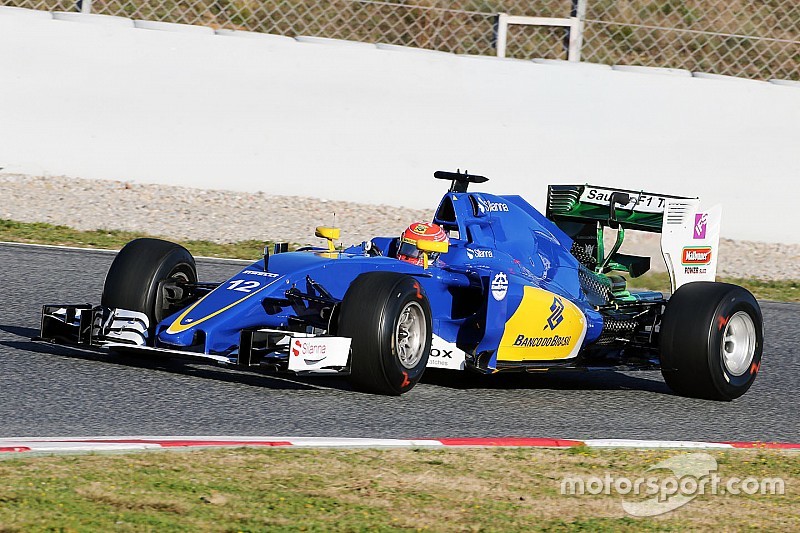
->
[[37, 171, 763, 399]]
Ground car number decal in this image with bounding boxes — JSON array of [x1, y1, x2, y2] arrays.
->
[[227, 280, 261, 293]]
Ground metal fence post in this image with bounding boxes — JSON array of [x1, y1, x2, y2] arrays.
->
[[569, 0, 587, 62], [77, 0, 92, 14], [495, 13, 509, 58]]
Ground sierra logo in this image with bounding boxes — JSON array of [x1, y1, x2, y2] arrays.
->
[[476, 196, 509, 213], [682, 247, 712, 265], [465, 248, 493, 259], [292, 339, 327, 358]]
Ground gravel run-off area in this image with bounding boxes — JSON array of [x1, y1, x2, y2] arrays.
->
[[1, 174, 798, 280]]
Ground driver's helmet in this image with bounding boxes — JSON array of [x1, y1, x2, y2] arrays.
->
[[397, 222, 448, 265]]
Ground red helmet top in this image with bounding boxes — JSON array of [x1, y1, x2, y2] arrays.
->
[[397, 222, 448, 265]]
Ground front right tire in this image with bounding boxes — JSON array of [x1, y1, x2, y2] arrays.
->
[[101, 238, 197, 338]]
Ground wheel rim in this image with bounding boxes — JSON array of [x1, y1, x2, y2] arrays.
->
[[395, 301, 426, 369], [169, 269, 190, 283], [155, 267, 193, 322], [721, 311, 757, 376]]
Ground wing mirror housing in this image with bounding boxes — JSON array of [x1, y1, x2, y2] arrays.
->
[[315, 226, 340, 252], [416, 239, 449, 269]]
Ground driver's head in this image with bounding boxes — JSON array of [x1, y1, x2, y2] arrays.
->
[[397, 222, 448, 265]]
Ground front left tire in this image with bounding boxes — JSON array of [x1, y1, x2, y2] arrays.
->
[[338, 272, 432, 395]]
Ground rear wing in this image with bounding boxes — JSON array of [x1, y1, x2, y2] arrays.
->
[[546, 185, 721, 290], [546, 184, 692, 232]]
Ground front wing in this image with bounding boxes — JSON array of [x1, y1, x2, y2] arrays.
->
[[36, 304, 351, 374]]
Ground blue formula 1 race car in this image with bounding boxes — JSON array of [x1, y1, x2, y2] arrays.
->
[[38, 171, 763, 400]]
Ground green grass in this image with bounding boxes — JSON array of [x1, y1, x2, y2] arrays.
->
[[0, 447, 797, 531], [1, 218, 798, 301], [0, 219, 270, 260], [629, 271, 800, 302]]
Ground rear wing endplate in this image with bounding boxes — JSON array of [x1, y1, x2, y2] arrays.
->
[[660, 199, 722, 291]]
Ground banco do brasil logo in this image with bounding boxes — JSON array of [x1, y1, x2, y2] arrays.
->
[[545, 297, 564, 330]]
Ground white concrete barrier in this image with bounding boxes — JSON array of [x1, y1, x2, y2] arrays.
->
[[51, 12, 135, 27], [133, 20, 215, 35], [1, 9, 798, 243], [0, 6, 52, 19]]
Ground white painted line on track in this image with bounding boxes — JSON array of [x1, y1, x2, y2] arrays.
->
[[0, 241, 118, 254], [1, 436, 798, 455], [582, 439, 735, 449], [284, 438, 444, 448]]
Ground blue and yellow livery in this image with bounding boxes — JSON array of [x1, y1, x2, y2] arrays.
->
[[38, 171, 764, 400]]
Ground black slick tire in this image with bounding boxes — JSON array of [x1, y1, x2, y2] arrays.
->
[[101, 238, 197, 336], [339, 272, 432, 395], [660, 281, 763, 401]]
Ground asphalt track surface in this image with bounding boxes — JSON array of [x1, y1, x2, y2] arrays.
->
[[1, 243, 797, 442]]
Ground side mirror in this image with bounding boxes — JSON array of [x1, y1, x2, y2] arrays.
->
[[416, 240, 449, 254], [315, 226, 340, 252], [416, 239, 449, 269]]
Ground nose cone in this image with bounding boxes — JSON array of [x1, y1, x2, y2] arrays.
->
[[156, 267, 285, 351], [156, 324, 196, 347]]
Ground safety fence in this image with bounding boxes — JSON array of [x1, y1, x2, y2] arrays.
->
[[3, 0, 798, 80]]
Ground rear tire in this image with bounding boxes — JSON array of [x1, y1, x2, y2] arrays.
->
[[660, 282, 763, 401], [101, 238, 197, 335], [339, 272, 432, 395]]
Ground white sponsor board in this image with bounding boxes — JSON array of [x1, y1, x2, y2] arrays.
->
[[288, 337, 351, 371], [426, 334, 466, 370]]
